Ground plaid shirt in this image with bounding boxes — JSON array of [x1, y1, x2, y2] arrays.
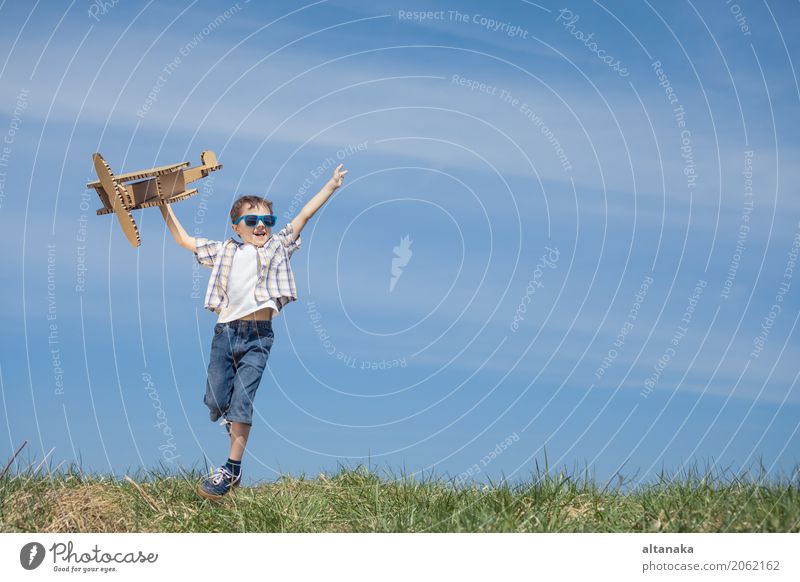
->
[[194, 222, 301, 315]]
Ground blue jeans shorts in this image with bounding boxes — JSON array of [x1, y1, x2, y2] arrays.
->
[[204, 319, 274, 425]]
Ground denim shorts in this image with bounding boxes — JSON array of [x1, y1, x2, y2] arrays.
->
[[204, 319, 274, 425]]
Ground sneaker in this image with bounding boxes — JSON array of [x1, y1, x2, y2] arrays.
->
[[197, 465, 241, 501]]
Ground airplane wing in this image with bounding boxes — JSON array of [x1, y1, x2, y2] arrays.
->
[[85, 161, 190, 189]]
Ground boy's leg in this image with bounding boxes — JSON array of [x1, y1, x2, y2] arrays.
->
[[229, 422, 251, 461], [225, 321, 274, 455], [197, 321, 271, 500], [204, 323, 236, 422]]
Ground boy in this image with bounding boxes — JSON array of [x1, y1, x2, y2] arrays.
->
[[160, 162, 348, 500]]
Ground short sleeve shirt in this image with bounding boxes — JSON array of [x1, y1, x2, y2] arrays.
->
[[194, 222, 302, 315]]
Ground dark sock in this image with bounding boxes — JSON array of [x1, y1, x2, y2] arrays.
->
[[225, 458, 242, 478]]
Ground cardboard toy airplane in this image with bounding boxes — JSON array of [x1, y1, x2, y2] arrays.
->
[[86, 150, 222, 247]]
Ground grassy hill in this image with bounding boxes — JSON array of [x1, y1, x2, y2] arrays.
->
[[2, 462, 797, 532]]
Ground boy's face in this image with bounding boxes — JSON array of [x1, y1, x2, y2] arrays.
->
[[232, 202, 272, 247]]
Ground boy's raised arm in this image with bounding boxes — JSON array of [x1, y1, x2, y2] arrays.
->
[[160, 203, 196, 253], [288, 163, 348, 241]]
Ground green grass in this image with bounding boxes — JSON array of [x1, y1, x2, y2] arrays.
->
[[1, 461, 798, 532]]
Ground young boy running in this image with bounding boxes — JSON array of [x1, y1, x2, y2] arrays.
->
[[160, 163, 348, 500]]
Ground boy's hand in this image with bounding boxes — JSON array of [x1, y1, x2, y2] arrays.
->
[[160, 203, 197, 253], [294, 162, 349, 236], [329, 163, 348, 189]]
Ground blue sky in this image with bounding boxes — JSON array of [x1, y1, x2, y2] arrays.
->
[[0, 0, 798, 487]]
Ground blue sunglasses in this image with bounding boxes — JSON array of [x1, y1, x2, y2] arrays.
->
[[234, 214, 277, 227]]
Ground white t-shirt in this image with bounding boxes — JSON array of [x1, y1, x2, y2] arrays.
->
[[217, 243, 279, 323]]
